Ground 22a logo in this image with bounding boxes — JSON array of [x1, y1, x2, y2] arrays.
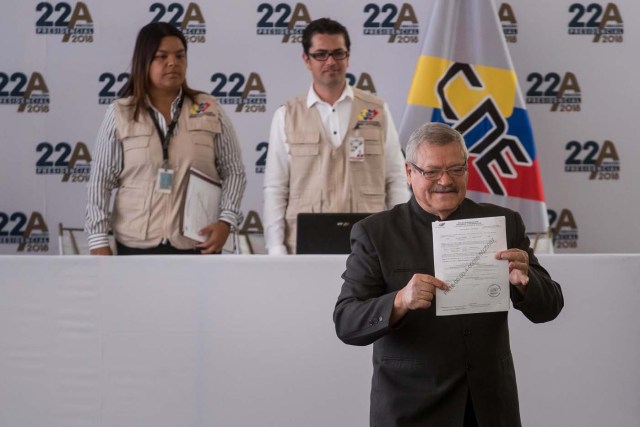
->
[[498, 3, 517, 43], [255, 141, 268, 173], [0, 211, 49, 252], [240, 210, 264, 233], [35, 2, 94, 42], [98, 72, 129, 104], [210, 72, 267, 113], [150, 3, 206, 41], [565, 140, 619, 180], [256, 2, 311, 43], [547, 209, 578, 249], [363, 3, 419, 43], [525, 72, 581, 112], [346, 72, 377, 94], [150, 2, 204, 27], [568, 2, 623, 42], [0, 72, 49, 113], [36, 142, 92, 182], [498, 3, 517, 24]]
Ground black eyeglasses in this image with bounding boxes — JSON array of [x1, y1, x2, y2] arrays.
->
[[409, 161, 467, 180], [307, 50, 350, 61]]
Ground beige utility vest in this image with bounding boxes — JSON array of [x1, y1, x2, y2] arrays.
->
[[283, 88, 387, 253], [112, 94, 221, 249]]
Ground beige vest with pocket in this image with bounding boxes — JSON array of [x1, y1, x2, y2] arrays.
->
[[283, 88, 387, 253], [112, 94, 221, 249]]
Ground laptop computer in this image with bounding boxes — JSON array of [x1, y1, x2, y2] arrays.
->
[[296, 212, 371, 254]]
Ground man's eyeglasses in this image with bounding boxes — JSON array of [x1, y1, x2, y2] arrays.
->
[[307, 50, 350, 61], [409, 161, 468, 181]]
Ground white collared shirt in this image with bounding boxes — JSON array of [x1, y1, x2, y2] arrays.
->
[[263, 85, 410, 255]]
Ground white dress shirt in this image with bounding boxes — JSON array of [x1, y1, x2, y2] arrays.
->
[[263, 85, 410, 255]]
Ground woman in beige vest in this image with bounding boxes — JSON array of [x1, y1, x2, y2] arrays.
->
[[85, 22, 246, 255]]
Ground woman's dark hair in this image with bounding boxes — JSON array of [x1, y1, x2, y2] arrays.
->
[[120, 22, 200, 120]]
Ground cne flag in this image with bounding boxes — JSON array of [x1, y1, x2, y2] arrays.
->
[[399, 0, 549, 235]]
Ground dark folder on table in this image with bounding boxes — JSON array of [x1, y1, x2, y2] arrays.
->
[[296, 212, 370, 254]]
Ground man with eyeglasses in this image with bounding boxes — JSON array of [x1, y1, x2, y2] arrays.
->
[[333, 122, 563, 426], [263, 17, 409, 254]]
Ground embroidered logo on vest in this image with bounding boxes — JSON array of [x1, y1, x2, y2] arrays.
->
[[189, 102, 212, 117], [358, 108, 379, 121]]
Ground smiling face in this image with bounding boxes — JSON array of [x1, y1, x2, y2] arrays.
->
[[148, 36, 186, 96], [406, 142, 468, 220], [303, 33, 349, 93]]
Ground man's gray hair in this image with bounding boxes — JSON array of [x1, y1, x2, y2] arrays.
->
[[405, 122, 468, 164]]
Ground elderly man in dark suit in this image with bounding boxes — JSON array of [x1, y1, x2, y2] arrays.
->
[[333, 122, 564, 427]]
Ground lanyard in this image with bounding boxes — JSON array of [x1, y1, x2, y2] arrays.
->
[[148, 94, 184, 169]]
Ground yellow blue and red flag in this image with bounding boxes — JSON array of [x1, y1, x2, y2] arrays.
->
[[399, 0, 548, 234]]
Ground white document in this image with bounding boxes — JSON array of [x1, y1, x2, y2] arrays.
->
[[182, 167, 221, 243], [433, 216, 509, 316]]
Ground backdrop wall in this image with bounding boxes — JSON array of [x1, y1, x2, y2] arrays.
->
[[1, 0, 637, 254]]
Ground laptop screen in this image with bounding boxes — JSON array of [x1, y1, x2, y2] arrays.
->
[[296, 212, 371, 254]]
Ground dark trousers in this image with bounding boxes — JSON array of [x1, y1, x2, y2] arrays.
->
[[463, 391, 479, 426], [116, 241, 201, 255]]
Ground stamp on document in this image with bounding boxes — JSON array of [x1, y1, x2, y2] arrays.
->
[[487, 284, 502, 298]]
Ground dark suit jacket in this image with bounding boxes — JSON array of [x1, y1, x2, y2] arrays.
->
[[333, 197, 564, 427]]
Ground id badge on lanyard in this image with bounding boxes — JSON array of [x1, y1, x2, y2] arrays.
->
[[149, 94, 184, 194], [348, 127, 365, 162], [348, 136, 365, 162], [156, 166, 174, 193]]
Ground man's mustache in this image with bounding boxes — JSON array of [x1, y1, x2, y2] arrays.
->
[[430, 185, 458, 193]]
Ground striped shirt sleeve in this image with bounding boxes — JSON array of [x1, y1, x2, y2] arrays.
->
[[214, 103, 247, 227], [85, 104, 121, 250]]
